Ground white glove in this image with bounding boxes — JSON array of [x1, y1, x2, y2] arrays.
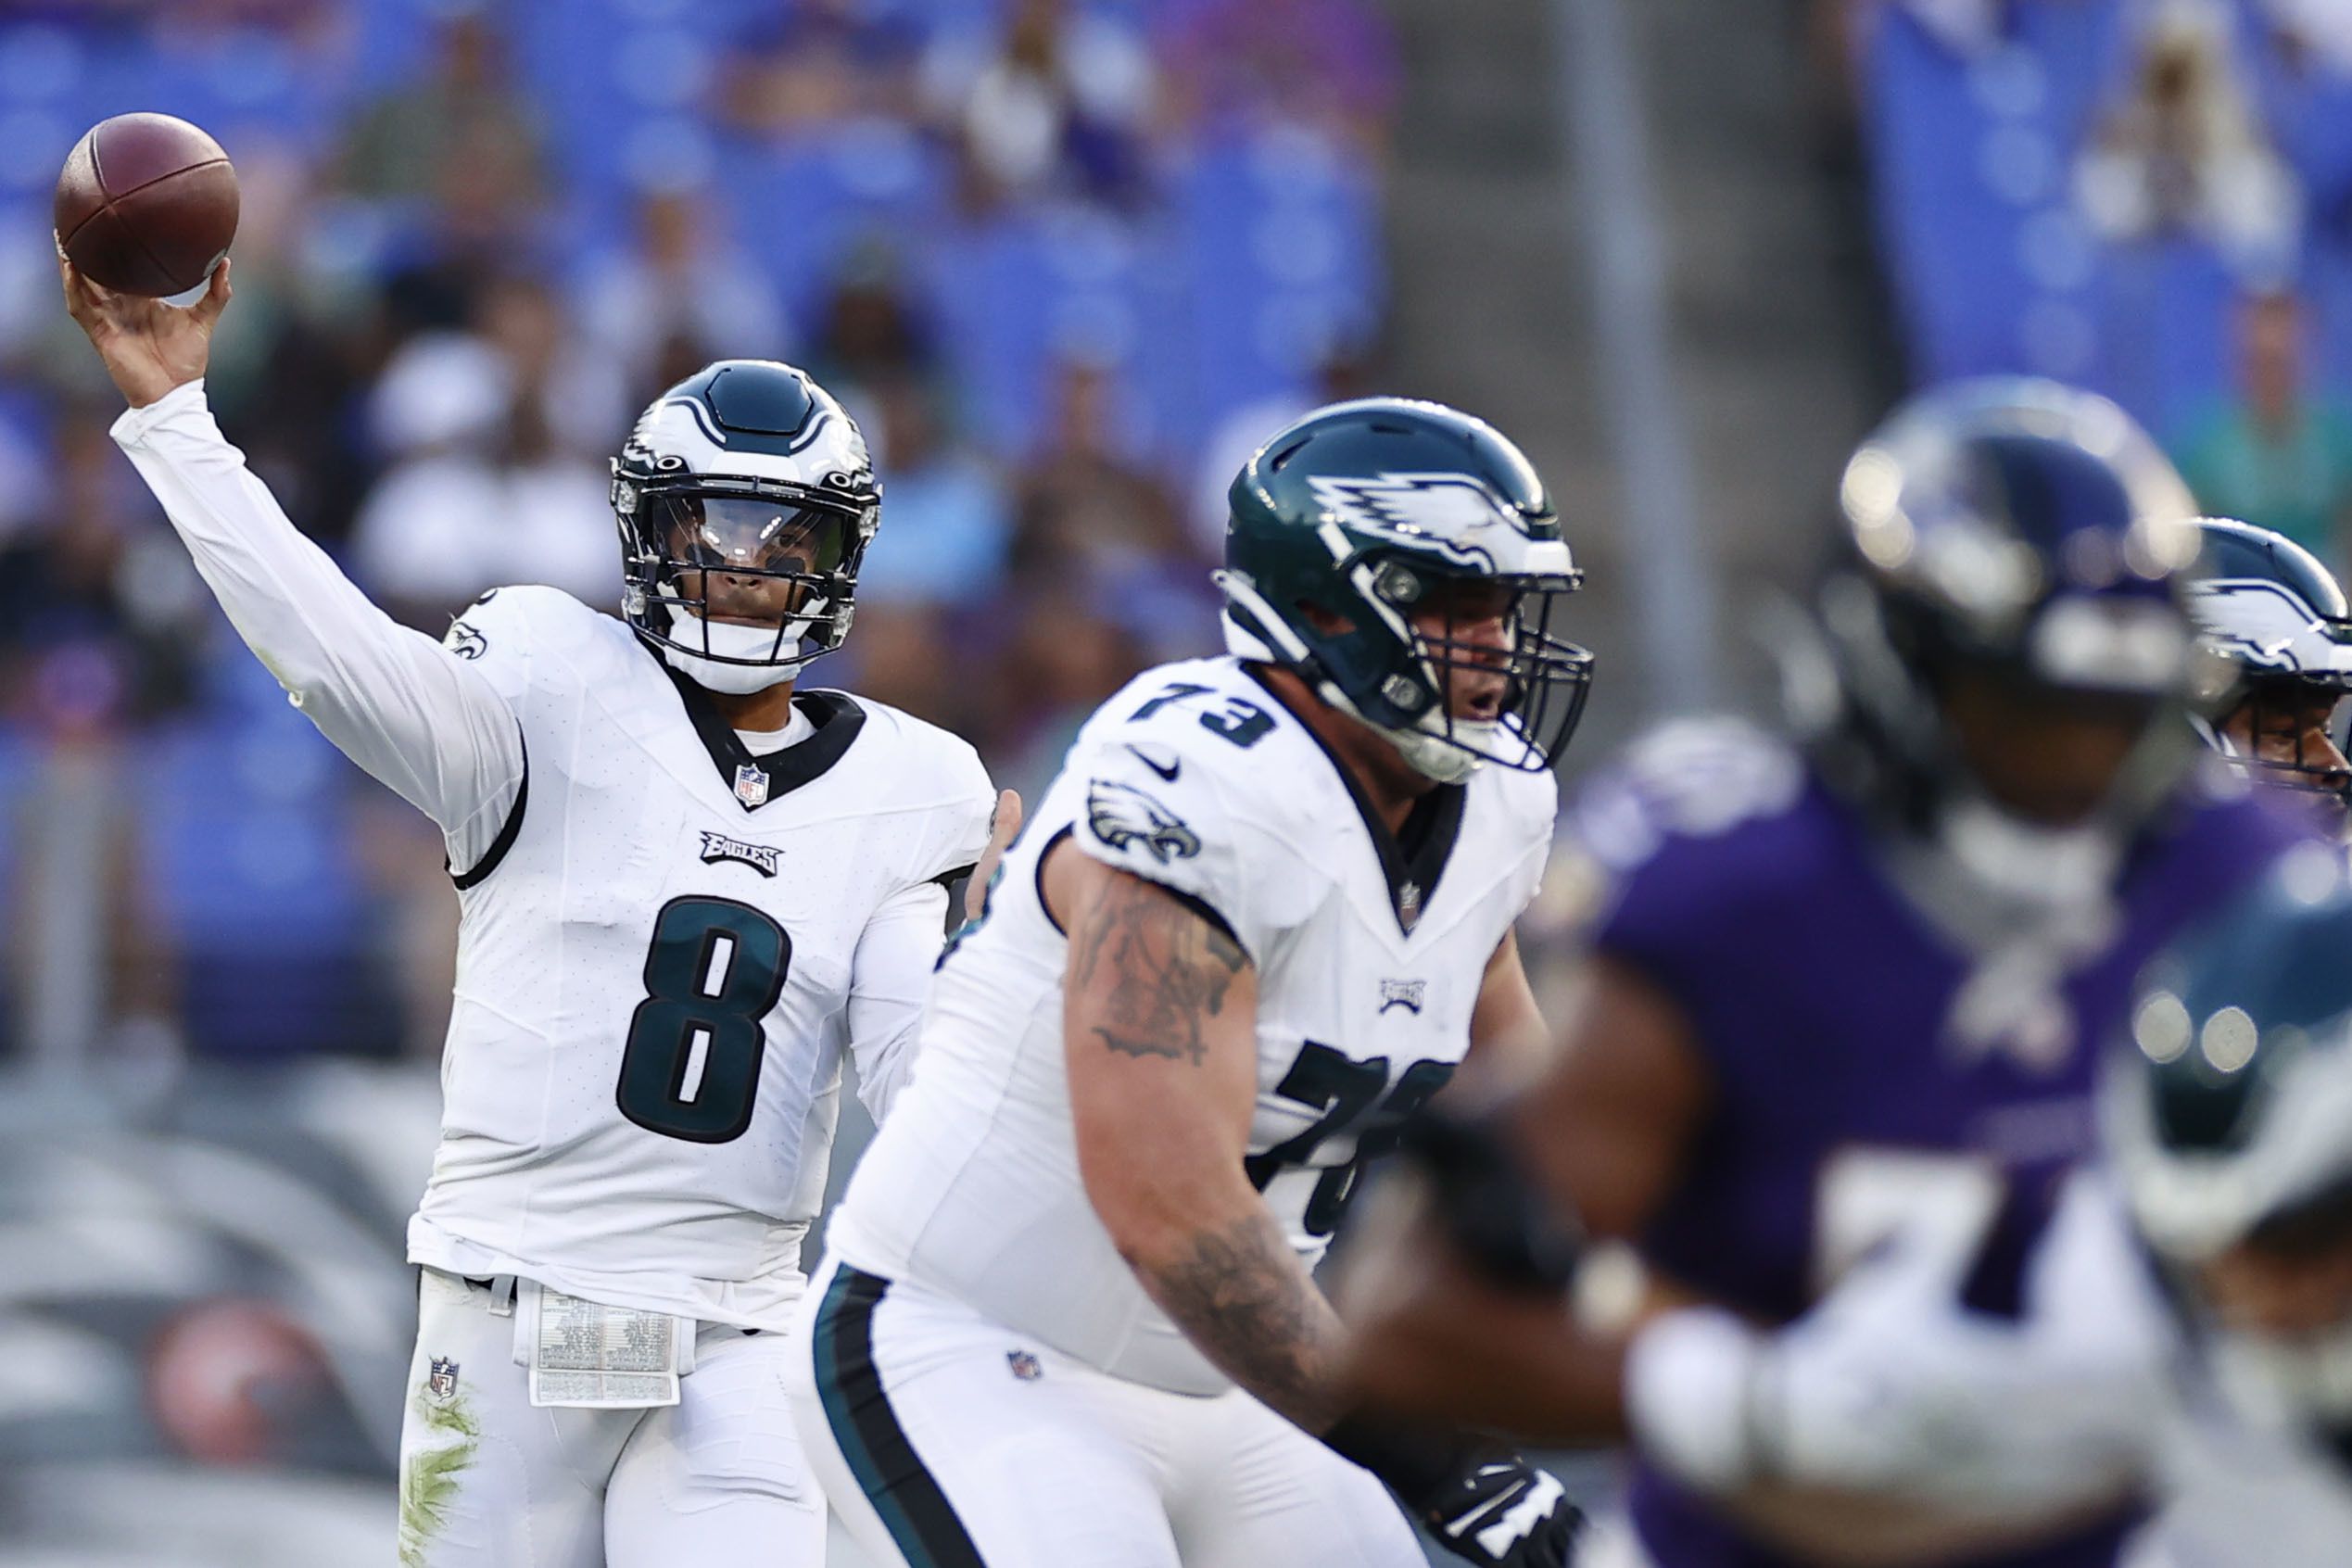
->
[[1627, 1176, 2167, 1515]]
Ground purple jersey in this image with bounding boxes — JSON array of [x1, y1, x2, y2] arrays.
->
[[1563, 722, 2305, 1568]]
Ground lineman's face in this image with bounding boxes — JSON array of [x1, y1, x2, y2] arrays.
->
[[1410, 579, 1515, 725], [1941, 669, 2156, 825]]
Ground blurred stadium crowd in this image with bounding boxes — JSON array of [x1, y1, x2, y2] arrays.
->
[[1849, 0, 2352, 564], [0, 0, 1397, 1069]]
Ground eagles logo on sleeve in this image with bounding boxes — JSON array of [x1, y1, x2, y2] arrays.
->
[[1085, 778, 1202, 865], [443, 619, 487, 661]]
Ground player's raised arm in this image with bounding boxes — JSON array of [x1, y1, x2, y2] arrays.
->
[[62, 255, 522, 866]]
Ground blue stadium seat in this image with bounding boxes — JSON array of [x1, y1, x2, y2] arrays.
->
[[718, 124, 951, 322], [1862, 0, 2130, 391], [1175, 131, 1383, 446], [141, 703, 381, 1061]]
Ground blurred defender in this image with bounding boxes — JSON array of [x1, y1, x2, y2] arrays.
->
[[792, 399, 1592, 1567], [62, 259, 1009, 1568], [1335, 380, 2311, 1568], [1349, 516, 2352, 1567]]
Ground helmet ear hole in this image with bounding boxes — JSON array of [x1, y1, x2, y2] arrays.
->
[[1299, 601, 1355, 637]]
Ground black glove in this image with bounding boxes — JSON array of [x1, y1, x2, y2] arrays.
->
[[1395, 1104, 1583, 1292], [1421, 1449, 1583, 1567], [1325, 1418, 1584, 1567]]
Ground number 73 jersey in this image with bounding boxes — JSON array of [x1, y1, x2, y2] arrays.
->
[[824, 655, 1559, 1395], [407, 588, 993, 1331]]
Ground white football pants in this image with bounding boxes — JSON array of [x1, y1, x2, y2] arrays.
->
[[396, 1267, 826, 1568], [787, 1256, 1429, 1568]]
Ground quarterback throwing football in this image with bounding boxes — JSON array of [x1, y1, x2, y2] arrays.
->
[[795, 398, 1596, 1567], [63, 258, 1010, 1568]]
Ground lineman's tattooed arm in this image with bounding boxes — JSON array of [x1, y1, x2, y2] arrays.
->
[[1140, 1205, 1353, 1431], [1047, 842, 1350, 1433], [1067, 866, 1246, 1065]]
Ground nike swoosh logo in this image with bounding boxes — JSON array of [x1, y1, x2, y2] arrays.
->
[[1127, 745, 1180, 782]]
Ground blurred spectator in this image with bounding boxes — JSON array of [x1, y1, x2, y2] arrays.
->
[[1010, 358, 1190, 581], [1188, 340, 1378, 552], [803, 245, 942, 409], [7, 735, 183, 1075], [576, 187, 788, 407], [349, 292, 617, 627], [989, 584, 1150, 801], [2076, 0, 2299, 266], [2266, 0, 2352, 76], [2173, 288, 2352, 563], [333, 12, 547, 262], [477, 273, 627, 461], [857, 377, 1010, 607], [836, 600, 960, 729], [922, 0, 1157, 213], [0, 416, 208, 728], [1162, 0, 1401, 157], [720, 0, 924, 135]]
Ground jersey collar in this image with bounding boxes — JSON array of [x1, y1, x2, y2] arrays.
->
[[1242, 664, 1466, 933], [660, 664, 867, 812]]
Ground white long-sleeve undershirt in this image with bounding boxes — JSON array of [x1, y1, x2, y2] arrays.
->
[[112, 379, 525, 874]]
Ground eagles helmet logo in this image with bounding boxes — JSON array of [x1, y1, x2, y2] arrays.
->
[[1306, 471, 1529, 569], [1085, 779, 1202, 865]]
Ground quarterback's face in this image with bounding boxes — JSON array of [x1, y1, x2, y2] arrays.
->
[[656, 495, 853, 626], [1411, 579, 1514, 724]]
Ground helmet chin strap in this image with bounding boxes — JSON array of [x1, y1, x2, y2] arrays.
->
[[660, 608, 814, 696]]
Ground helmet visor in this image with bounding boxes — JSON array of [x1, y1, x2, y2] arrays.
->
[[651, 493, 857, 580], [634, 490, 866, 665]]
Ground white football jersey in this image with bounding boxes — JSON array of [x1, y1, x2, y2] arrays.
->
[[825, 655, 1558, 1393], [407, 586, 993, 1330]]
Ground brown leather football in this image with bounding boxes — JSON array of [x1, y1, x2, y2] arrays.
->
[[55, 113, 239, 297]]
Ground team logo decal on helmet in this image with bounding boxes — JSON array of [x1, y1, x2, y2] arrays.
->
[[1217, 398, 1594, 784], [610, 360, 880, 695], [1304, 472, 1531, 569]]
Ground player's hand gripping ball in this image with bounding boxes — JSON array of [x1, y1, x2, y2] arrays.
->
[[54, 113, 238, 297]]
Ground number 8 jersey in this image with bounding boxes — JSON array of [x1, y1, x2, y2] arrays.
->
[[108, 382, 995, 1334], [411, 586, 993, 1330], [824, 655, 1558, 1395]]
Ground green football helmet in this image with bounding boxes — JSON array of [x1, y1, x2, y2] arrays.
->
[[1217, 398, 1595, 782]]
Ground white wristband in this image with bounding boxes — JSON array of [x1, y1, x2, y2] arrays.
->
[[1625, 1307, 1763, 1495]]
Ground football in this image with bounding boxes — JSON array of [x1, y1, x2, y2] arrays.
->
[[54, 112, 238, 297]]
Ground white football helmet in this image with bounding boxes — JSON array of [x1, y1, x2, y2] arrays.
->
[[610, 360, 879, 695]]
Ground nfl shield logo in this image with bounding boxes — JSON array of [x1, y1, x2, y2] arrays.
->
[[428, 1357, 460, 1403], [1005, 1349, 1042, 1383], [734, 764, 770, 808]]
